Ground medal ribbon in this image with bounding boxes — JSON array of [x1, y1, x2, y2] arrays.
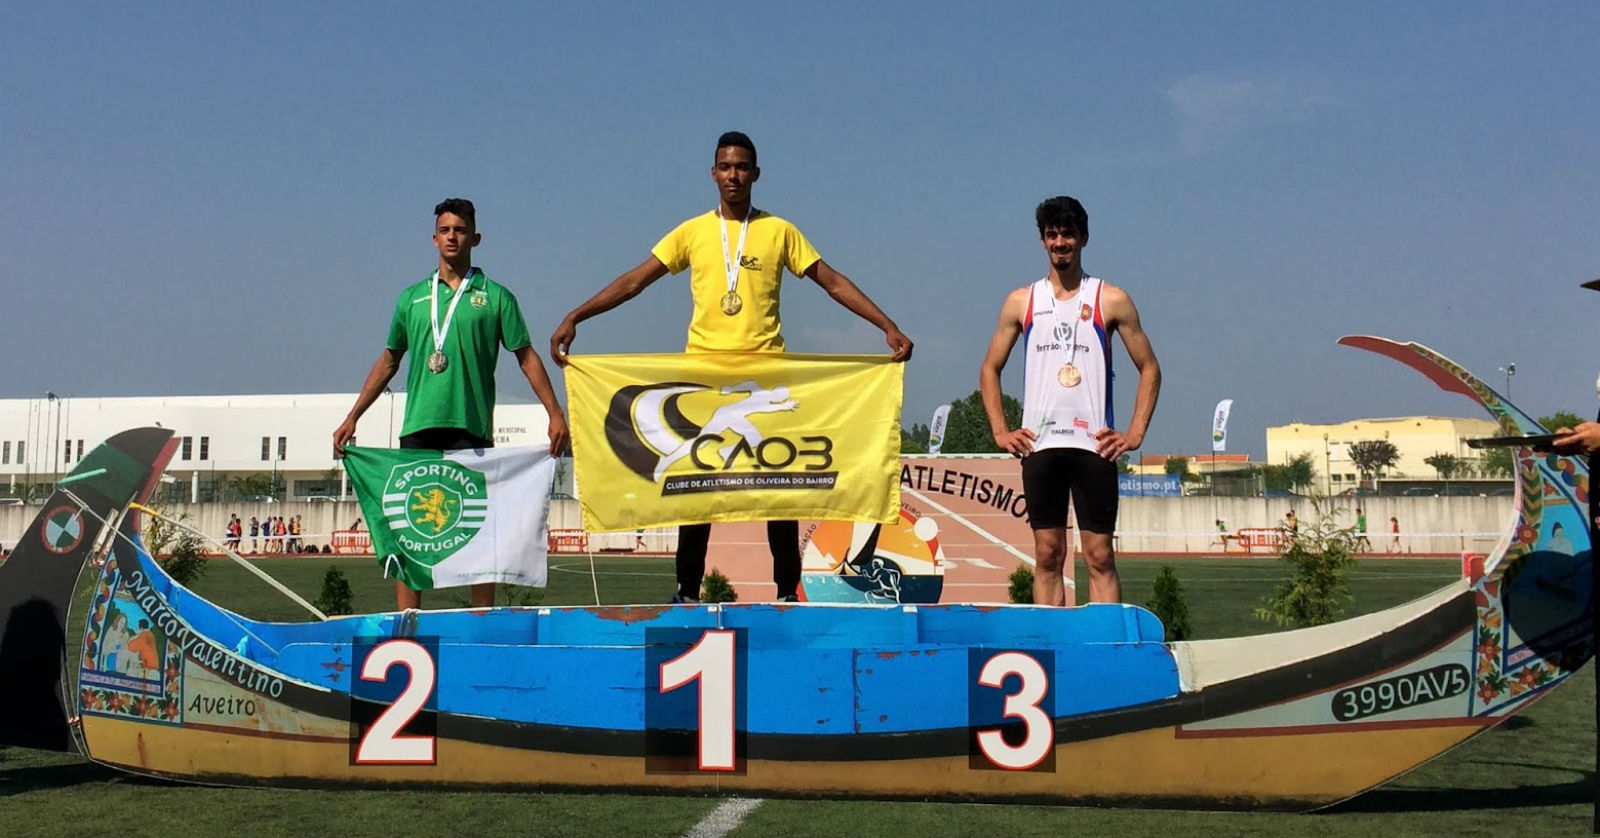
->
[[718, 206, 752, 300], [431, 268, 475, 358]]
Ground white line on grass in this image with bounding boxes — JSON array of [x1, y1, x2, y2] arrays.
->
[[683, 797, 764, 838]]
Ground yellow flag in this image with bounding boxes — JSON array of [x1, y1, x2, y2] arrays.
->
[[565, 353, 903, 532]]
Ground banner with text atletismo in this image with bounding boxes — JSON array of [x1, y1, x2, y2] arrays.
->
[[564, 353, 903, 532]]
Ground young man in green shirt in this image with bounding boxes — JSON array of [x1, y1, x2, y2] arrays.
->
[[334, 198, 569, 610]]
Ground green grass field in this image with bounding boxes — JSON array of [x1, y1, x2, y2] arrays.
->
[[2, 556, 1593, 837]]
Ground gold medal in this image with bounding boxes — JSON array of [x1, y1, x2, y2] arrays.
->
[[1058, 364, 1081, 388], [428, 350, 449, 374], [721, 290, 743, 316]]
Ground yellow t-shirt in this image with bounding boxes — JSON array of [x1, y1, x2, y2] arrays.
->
[[651, 210, 821, 352]]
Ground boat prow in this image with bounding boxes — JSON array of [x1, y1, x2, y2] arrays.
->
[[0, 339, 1588, 810]]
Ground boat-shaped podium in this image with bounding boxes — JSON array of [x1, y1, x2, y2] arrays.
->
[[0, 337, 1589, 809]]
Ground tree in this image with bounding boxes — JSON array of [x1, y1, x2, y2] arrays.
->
[[1164, 457, 1191, 477], [1540, 411, 1585, 433], [1008, 564, 1034, 604], [231, 472, 277, 498], [900, 422, 929, 454], [1283, 452, 1316, 491], [1145, 565, 1193, 641], [1348, 439, 1400, 483], [144, 510, 208, 588], [1116, 454, 1133, 475], [314, 566, 354, 616], [938, 390, 1022, 454], [1479, 446, 1513, 478], [1255, 510, 1358, 628], [1257, 452, 1317, 493], [1424, 452, 1463, 480]]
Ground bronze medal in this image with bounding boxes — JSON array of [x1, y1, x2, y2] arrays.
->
[[721, 290, 743, 316], [1058, 364, 1081, 388]]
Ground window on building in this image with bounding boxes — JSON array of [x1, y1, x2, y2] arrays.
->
[[17, 441, 24, 465], [181, 436, 193, 460], [199, 436, 209, 461], [77, 440, 84, 460], [2, 441, 9, 465], [64, 439, 73, 464], [278, 436, 287, 459], [261, 437, 270, 461]]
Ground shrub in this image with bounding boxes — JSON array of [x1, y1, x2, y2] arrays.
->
[[314, 566, 354, 616], [1008, 564, 1034, 604], [146, 510, 208, 588], [701, 568, 738, 603], [1254, 509, 1358, 628], [1145, 565, 1193, 641]]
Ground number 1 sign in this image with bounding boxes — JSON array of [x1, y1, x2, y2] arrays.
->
[[645, 627, 748, 774]]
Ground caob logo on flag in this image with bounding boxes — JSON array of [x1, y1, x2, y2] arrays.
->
[[566, 353, 904, 532]]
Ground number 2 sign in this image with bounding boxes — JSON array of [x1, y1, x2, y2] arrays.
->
[[351, 638, 439, 765]]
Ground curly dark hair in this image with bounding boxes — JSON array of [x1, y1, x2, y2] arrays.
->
[[1035, 196, 1087, 239], [715, 131, 757, 165], [434, 198, 477, 228]]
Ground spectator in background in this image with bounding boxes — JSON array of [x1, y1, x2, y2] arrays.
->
[[1216, 519, 1233, 552], [1355, 508, 1372, 552], [225, 514, 242, 552], [249, 516, 260, 554], [1389, 516, 1402, 553]]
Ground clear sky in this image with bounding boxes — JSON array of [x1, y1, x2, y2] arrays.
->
[[5, 2, 1596, 461]]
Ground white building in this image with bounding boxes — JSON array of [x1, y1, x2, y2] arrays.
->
[[0, 393, 552, 502]]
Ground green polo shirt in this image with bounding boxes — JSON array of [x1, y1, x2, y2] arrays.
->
[[386, 269, 531, 441]]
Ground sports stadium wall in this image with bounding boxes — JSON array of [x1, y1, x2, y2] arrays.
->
[[0, 495, 1510, 559]]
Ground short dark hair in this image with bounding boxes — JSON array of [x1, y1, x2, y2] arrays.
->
[[716, 131, 757, 165], [434, 198, 476, 228], [1035, 196, 1088, 239]]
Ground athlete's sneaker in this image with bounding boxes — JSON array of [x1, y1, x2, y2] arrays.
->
[[776, 594, 801, 603], [669, 594, 700, 605]]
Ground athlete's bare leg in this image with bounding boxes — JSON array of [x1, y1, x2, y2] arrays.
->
[[1031, 527, 1072, 606], [1079, 530, 1121, 603]]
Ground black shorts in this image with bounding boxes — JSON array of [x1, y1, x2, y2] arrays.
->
[[1020, 447, 1118, 532], [400, 428, 493, 451]]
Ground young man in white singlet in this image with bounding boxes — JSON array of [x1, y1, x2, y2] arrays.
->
[[979, 196, 1161, 605]]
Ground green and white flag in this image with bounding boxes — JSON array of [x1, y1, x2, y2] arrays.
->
[[343, 445, 556, 590]]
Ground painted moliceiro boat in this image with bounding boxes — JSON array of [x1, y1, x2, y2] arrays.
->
[[0, 336, 1589, 810]]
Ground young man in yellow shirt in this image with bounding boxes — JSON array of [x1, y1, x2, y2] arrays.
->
[[550, 131, 913, 602]]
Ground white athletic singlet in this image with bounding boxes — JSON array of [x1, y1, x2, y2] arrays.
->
[[1020, 275, 1112, 453]]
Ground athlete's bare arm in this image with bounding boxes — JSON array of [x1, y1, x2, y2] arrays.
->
[[513, 344, 569, 456], [805, 259, 913, 361], [332, 348, 402, 455], [550, 256, 671, 365], [1093, 283, 1160, 460], [979, 286, 1036, 457]]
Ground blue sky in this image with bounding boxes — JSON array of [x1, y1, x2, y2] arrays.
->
[[4, 2, 1597, 460]]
